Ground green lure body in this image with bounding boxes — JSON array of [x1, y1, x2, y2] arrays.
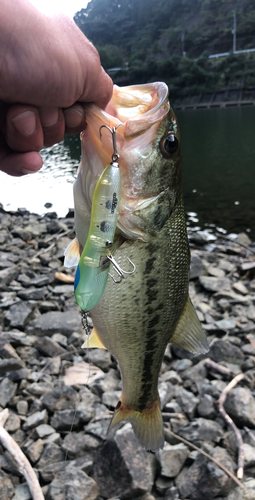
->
[[74, 162, 121, 311]]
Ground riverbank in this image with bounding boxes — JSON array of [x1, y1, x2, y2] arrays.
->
[[1, 207, 255, 499], [172, 86, 255, 110]]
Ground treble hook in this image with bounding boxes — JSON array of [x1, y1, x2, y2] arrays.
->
[[107, 254, 136, 283], [99, 124, 122, 163]]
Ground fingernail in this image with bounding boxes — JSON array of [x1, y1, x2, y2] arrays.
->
[[12, 111, 36, 136], [64, 106, 84, 128], [41, 108, 59, 128]]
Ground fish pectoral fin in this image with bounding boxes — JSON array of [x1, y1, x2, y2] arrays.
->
[[108, 396, 164, 452], [170, 296, 210, 354], [64, 237, 80, 268], [82, 327, 107, 350]]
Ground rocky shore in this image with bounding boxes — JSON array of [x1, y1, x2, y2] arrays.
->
[[1, 205, 255, 500]]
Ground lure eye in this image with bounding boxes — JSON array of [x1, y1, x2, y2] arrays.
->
[[160, 133, 179, 157]]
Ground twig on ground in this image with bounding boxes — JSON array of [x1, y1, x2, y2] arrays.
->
[[31, 229, 70, 260], [164, 428, 246, 492], [205, 358, 235, 377], [0, 409, 45, 500], [218, 372, 248, 480]]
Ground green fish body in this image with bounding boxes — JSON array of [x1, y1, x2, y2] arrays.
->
[[65, 82, 209, 451]]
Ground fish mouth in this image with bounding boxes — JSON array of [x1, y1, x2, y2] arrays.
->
[[84, 82, 170, 146]]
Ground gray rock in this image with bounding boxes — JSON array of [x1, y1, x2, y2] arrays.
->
[[243, 443, 255, 468], [159, 382, 175, 409], [178, 418, 224, 445], [85, 349, 112, 371], [0, 358, 24, 373], [214, 319, 237, 330], [47, 468, 99, 500], [12, 483, 31, 500], [41, 385, 78, 411], [225, 478, 255, 500], [37, 443, 65, 469], [209, 339, 244, 364], [207, 266, 225, 278], [35, 336, 68, 357], [17, 288, 46, 300], [164, 486, 179, 500], [225, 387, 255, 428], [182, 359, 207, 386], [0, 378, 17, 407], [50, 410, 91, 431], [190, 254, 207, 280], [25, 438, 44, 465], [5, 302, 32, 329], [17, 400, 28, 415], [5, 412, 20, 432], [62, 432, 101, 458], [35, 424, 55, 438], [197, 394, 216, 419], [27, 310, 81, 336], [178, 445, 234, 499], [0, 266, 19, 286], [26, 382, 53, 396], [175, 386, 199, 419], [199, 276, 231, 292], [159, 443, 188, 478], [43, 432, 61, 445], [155, 476, 173, 495], [0, 469, 15, 500], [23, 409, 48, 431], [29, 275, 54, 287], [85, 417, 110, 440], [171, 359, 193, 372], [102, 390, 122, 409], [91, 426, 153, 498]]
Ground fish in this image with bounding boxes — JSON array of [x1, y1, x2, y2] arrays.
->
[[64, 82, 209, 451]]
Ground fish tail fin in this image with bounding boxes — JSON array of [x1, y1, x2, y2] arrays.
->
[[108, 396, 164, 451]]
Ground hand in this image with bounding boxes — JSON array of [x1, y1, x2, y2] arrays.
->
[[0, 0, 113, 176]]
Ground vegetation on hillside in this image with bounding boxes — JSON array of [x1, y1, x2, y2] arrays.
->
[[74, 0, 255, 98]]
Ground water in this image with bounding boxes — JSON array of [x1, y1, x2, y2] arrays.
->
[[1, 106, 255, 238], [177, 106, 255, 239]]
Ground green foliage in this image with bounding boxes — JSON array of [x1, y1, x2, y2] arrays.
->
[[73, 0, 255, 98]]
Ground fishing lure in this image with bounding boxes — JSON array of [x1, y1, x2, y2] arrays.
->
[[74, 125, 122, 312]]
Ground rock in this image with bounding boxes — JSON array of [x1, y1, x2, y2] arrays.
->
[[190, 254, 207, 280], [243, 443, 255, 468], [37, 443, 65, 469], [27, 310, 82, 336], [164, 486, 179, 500], [17, 288, 47, 300], [225, 478, 255, 500], [224, 387, 255, 428], [159, 443, 188, 478], [170, 359, 193, 371], [178, 418, 224, 445], [47, 468, 99, 500], [159, 382, 175, 409], [5, 302, 32, 329], [12, 483, 31, 500], [85, 417, 110, 440], [0, 469, 15, 500], [91, 425, 153, 498], [0, 358, 24, 373], [35, 336, 68, 357], [5, 412, 20, 432], [27, 382, 53, 396], [199, 276, 231, 292], [209, 339, 244, 364], [50, 410, 91, 431], [0, 266, 19, 286], [207, 265, 225, 278], [23, 409, 48, 431], [41, 386, 78, 411], [26, 438, 44, 464], [102, 390, 122, 409], [197, 394, 216, 419], [62, 432, 101, 458], [175, 386, 199, 419], [35, 424, 55, 438], [232, 281, 249, 295], [17, 400, 28, 415], [214, 319, 237, 331], [85, 349, 112, 371], [0, 378, 17, 407], [178, 445, 234, 500]]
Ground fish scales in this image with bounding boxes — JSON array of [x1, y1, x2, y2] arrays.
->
[[65, 82, 209, 451]]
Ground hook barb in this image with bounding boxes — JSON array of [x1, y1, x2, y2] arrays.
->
[[107, 254, 136, 283]]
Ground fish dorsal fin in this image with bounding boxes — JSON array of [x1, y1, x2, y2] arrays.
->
[[170, 296, 209, 354], [64, 237, 80, 268], [82, 327, 107, 350]]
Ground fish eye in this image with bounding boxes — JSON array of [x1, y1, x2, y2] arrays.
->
[[160, 133, 179, 157]]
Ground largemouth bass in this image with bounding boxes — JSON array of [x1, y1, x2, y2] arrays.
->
[[65, 82, 209, 451]]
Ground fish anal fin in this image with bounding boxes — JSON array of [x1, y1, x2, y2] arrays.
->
[[64, 237, 81, 268], [108, 396, 164, 451], [170, 296, 210, 354], [82, 327, 107, 350]]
